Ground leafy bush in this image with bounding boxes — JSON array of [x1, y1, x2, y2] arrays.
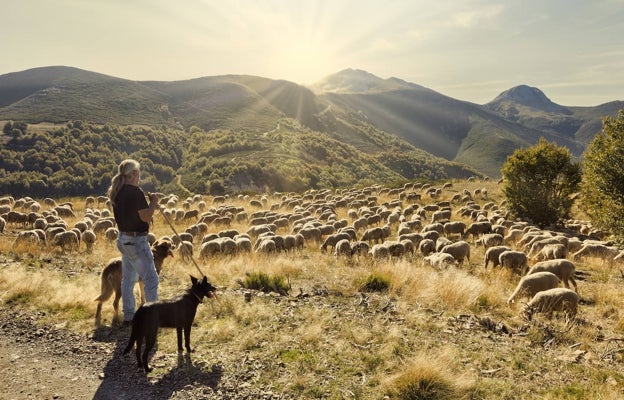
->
[[580, 110, 624, 238], [501, 138, 581, 226]]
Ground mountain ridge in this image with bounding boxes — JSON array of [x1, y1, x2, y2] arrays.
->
[[0, 66, 622, 180]]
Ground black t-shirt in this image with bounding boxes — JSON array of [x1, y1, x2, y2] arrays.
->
[[113, 184, 150, 233]]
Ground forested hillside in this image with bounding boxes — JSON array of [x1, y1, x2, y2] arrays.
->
[[0, 120, 481, 198]]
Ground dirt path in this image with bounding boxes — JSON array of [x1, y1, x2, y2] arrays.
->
[[0, 307, 286, 400]]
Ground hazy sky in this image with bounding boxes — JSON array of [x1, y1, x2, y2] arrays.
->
[[2, 0, 623, 106]]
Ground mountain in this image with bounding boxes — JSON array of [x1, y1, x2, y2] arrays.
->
[[0, 66, 622, 183]]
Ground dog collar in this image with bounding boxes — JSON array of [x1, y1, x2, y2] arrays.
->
[[191, 290, 203, 303]]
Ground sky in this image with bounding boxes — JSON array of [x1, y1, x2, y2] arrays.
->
[[2, 0, 623, 106]]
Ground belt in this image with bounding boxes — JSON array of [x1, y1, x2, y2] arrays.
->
[[120, 231, 148, 237]]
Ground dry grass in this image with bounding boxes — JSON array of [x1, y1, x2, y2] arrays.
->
[[2, 180, 624, 398]]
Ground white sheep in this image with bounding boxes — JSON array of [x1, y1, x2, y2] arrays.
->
[[499, 250, 529, 274], [81, 229, 97, 252], [334, 239, 353, 258], [419, 239, 436, 256], [527, 259, 577, 292], [522, 288, 580, 323], [440, 241, 471, 265], [534, 243, 569, 261], [475, 233, 503, 249], [572, 243, 620, 264], [53, 230, 80, 253], [178, 240, 194, 261], [443, 221, 466, 237], [484, 245, 511, 268], [424, 252, 456, 269], [507, 271, 561, 305]]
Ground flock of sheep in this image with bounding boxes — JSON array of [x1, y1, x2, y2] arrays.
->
[[1, 179, 622, 323]]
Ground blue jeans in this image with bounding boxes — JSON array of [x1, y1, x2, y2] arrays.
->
[[117, 234, 159, 321]]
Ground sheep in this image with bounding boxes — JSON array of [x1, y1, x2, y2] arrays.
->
[[522, 288, 580, 323], [320, 232, 351, 253], [334, 239, 353, 258], [475, 233, 503, 249], [419, 239, 436, 256], [369, 243, 390, 259], [463, 221, 492, 240], [572, 243, 621, 264], [443, 221, 466, 237], [484, 246, 511, 268], [527, 236, 569, 258], [257, 238, 277, 253], [527, 259, 577, 292], [235, 237, 253, 253], [53, 230, 80, 253], [534, 243, 569, 261], [178, 240, 194, 261], [507, 271, 561, 305], [81, 229, 97, 252], [440, 241, 471, 265], [499, 250, 529, 274], [350, 241, 370, 257], [104, 227, 119, 243], [199, 240, 222, 258], [0, 216, 5, 233], [424, 252, 456, 269], [360, 227, 386, 244]]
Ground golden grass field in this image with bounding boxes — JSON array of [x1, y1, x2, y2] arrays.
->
[[1, 180, 624, 399]]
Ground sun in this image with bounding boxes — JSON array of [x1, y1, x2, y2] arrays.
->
[[267, 32, 337, 85]]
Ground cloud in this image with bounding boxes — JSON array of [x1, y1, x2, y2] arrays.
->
[[448, 4, 504, 28]]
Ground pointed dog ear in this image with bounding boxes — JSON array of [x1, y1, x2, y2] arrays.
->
[[190, 275, 198, 284]]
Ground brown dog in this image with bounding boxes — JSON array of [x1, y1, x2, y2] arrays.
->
[[94, 239, 175, 325]]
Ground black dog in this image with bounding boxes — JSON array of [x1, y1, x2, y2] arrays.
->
[[123, 275, 216, 372]]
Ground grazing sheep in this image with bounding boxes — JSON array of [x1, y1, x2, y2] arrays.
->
[[12, 230, 41, 248], [257, 238, 277, 253], [350, 241, 370, 257], [443, 221, 466, 237], [435, 237, 453, 252], [235, 237, 253, 253], [572, 243, 620, 264], [199, 240, 222, 258], [507, 272, 561, 305], [334, 239, 353, 258], [320, 232, 351, 253], [53, 230, 80, 253], [104, 227, 119, 243], [522, 288, 580, 322], [178, 240, 194, 261], [527, 236, 569, 258], [81, 229, 97, 252], [419, 239, 436, 256], [484, 246, 512, 268], [360, 227, 386, 244], [463, 221, 492, 240], [440, 241, 471, 265], [527, 259, 577, 292], [369, 243, 390, 259], [475, 233, 504, 249], [534, 243, 569, 261], [499, 250, 529, 274], [424, 252, 456, 269]]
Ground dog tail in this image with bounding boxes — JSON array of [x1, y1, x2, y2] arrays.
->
[[94, 266, 116, 302], [123, 328, 136, 355]]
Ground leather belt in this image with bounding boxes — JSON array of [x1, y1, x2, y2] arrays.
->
[[120, 231, 148, 237]]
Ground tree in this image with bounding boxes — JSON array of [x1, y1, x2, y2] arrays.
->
[[580, 110, 624, 237], [501, 138, 581, 226]]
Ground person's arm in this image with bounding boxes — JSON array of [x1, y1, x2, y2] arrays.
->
[[138, 193, 159, 223]]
